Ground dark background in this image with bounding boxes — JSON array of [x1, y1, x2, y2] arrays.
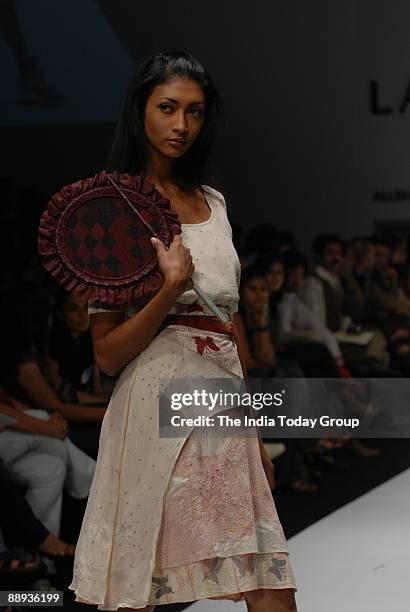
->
[[2, 0, 410, 256]]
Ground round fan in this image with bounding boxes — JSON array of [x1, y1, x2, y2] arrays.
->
[[38, 171, 183, 305]]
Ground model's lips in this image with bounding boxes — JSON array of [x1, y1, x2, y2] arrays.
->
[[167, 138, 187, 143]]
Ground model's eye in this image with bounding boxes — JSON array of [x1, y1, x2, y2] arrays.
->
[[159, 103, 173, 111], [190, 107, 203, 116]]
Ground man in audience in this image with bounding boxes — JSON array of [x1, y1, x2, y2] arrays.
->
[[367, 235, 410, 321], [298, 234, 388, 372]]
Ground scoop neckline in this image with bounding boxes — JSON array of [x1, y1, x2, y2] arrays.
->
[[180, 186, 214, 228]]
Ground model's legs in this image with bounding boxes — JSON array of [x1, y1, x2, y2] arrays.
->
[[244, 588, 297, 612]]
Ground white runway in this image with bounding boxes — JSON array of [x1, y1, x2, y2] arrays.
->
[[190, 468, 410, 611]]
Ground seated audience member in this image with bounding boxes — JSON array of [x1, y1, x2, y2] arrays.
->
[[236, 266, 363, 489], [257, 253, 380, 458], [0, 284, 106, 459], [389, 234, 408, 291], [368, 235, 410, 321], [236, 267, 277, 377], [0, 457, 74, 561], [49, 288, 109, 401], [298, 234, 388, 372], [272, 252, 346, 366], [365, 236, 410, 373], [236, 267, 302, 377], [0, 390, 95, 554], [342, 238, 374, 321], [256, 252, 345, 378]]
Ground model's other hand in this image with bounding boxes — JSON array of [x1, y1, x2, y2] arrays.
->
[[151, 234, 194, 294]]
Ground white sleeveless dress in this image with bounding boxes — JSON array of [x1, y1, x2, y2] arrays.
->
[[68, 186, 297, 609]]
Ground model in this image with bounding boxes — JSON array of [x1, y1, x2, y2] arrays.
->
[[68, 50, 298, 612]]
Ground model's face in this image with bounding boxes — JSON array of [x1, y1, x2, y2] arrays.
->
[[144, 77, 205, 161], [265, 262, 285, 293], [241, 277, 270, 308], [62, 294, 89, 336], [321, 242, 344, 275]]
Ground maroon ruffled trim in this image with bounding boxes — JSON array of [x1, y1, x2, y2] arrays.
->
[[38, 170, 182, 304]]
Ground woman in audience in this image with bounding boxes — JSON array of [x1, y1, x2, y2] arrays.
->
[[0, 284, 107, 459], [260, 252, 348, 378], [237, 266, 277, 376], [237, 266, 306, 377], [49, 288, 110, 401]]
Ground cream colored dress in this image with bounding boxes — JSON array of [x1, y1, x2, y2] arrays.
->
[[68, 186, 297, 609]]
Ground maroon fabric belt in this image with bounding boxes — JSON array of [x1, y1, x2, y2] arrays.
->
[[160, 314, 235, 337], [158, 313, 249, 383]]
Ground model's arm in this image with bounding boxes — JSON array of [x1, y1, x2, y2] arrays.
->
[[92, 234, 194, 377], [92, 281, 185, 376]]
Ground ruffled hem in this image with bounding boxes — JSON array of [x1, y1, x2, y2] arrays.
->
[[72, 551, 297, 610], [148, 551, 297, 606]]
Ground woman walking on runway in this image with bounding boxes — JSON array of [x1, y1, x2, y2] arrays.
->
[[69, 50, 298, 611]]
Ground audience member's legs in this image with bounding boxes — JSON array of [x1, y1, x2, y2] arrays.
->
[[2, 411, 96, 499], [5, 451, 66, 537], [32, 435, 96, 499], [0, 459, 49, 549]]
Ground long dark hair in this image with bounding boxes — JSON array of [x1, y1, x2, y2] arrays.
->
[[106, 50, 224, 188]]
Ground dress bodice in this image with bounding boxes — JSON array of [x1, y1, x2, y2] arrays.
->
[[89, 185, 241, 318]]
